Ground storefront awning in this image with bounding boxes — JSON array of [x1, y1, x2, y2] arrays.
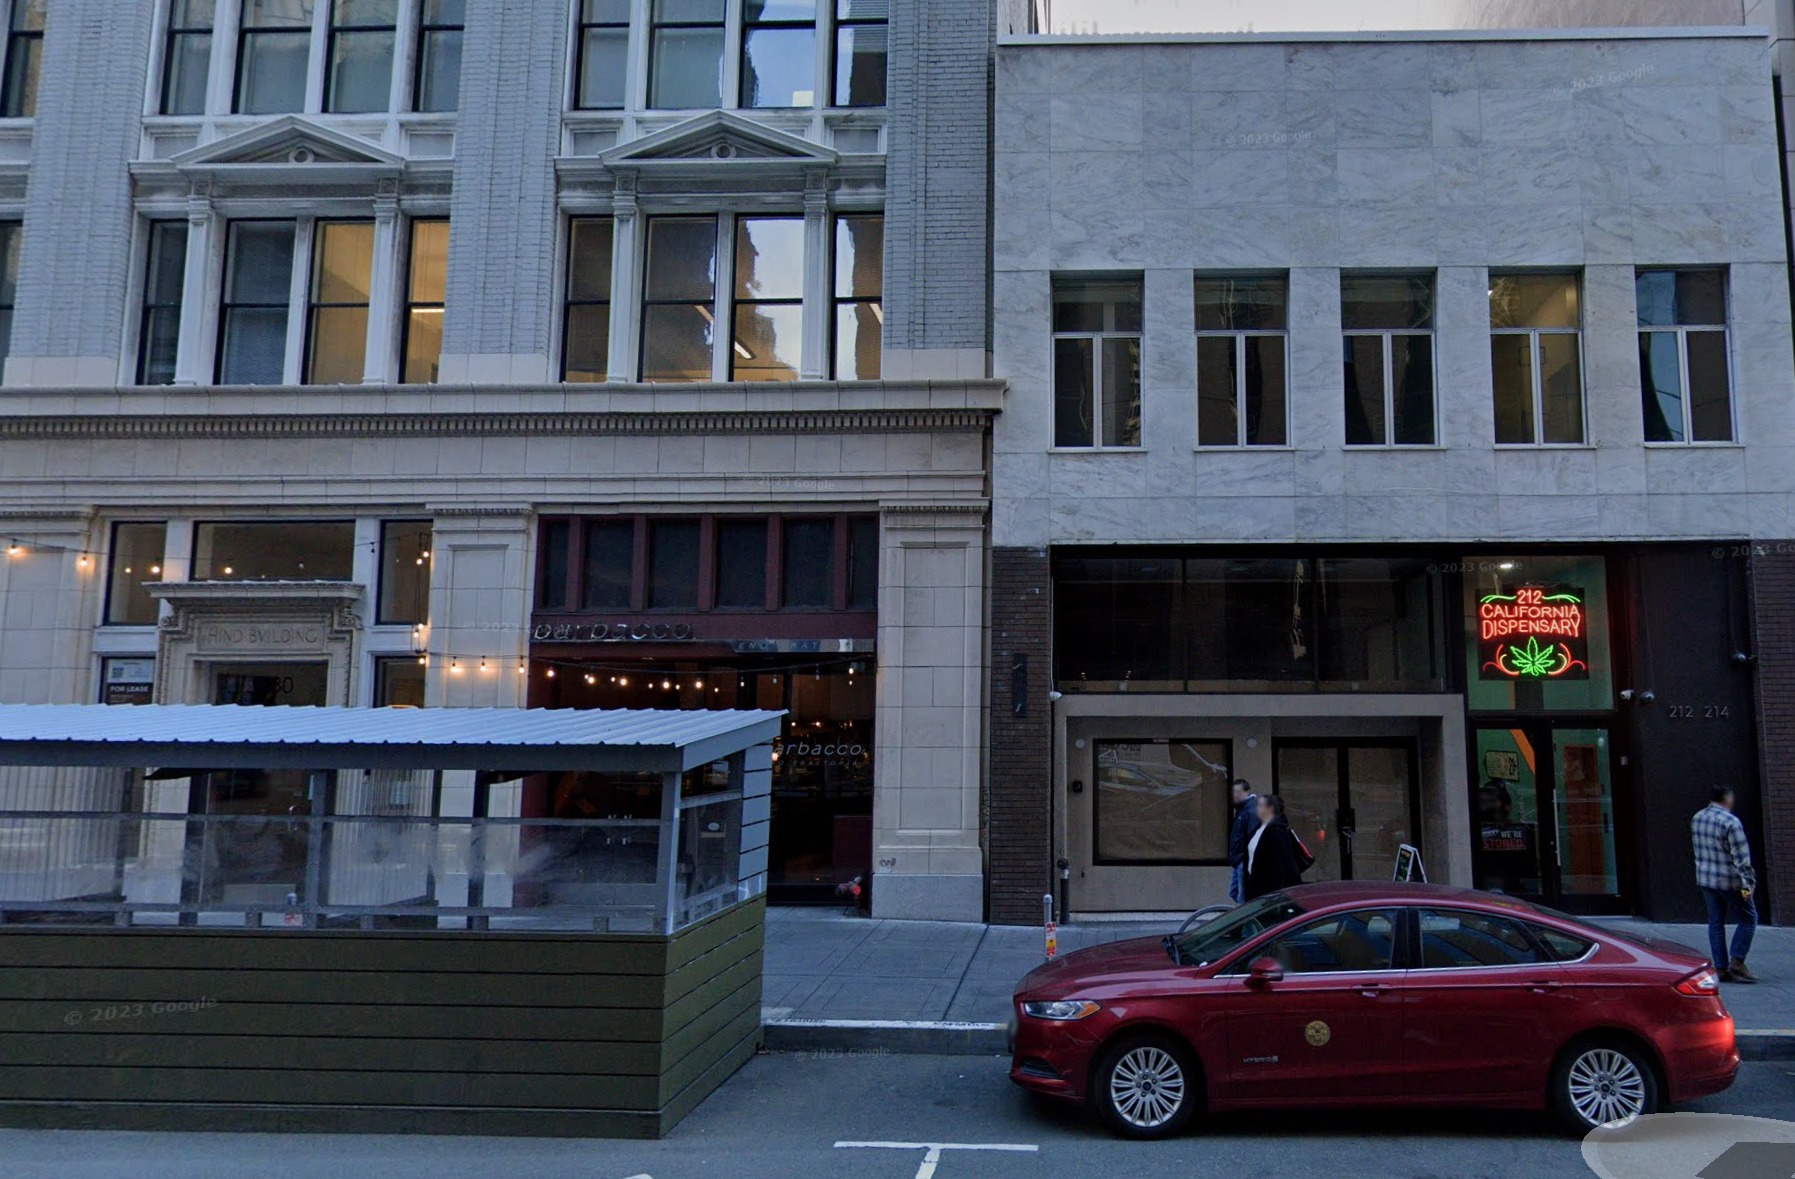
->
[[0, 704, 785, 773]]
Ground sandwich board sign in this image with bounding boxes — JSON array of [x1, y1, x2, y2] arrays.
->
[[1393, 844, 1427, 884]]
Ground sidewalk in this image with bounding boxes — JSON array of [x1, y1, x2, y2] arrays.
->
[[760, 906, 1794, 1057]]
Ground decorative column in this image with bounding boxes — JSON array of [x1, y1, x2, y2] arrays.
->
[[799, 167, 832, 380], [363, 179, 402, 384], [606, 170, 642, 383], [173, 185, 217, 386], [0, 510, 101, 704]]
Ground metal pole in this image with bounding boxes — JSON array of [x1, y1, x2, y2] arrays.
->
[[1043, 892, 1057, 961]]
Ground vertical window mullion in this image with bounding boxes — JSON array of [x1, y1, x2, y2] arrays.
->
[[1089, 334, 1104, 447], [713, 213, 732, 382], [1236, 334, 1248, 446], [1679, 326, 1694, 441], [1530, 332, 1545, 445], [1382, 332, 1395, 446]]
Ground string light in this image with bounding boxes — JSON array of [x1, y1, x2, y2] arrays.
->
[[4, 541, 22, 557], [449, 659, 462, 675], [545, 667, 556, 678]]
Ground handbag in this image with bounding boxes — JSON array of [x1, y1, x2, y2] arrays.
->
[[1292, 832, 1317, 873]]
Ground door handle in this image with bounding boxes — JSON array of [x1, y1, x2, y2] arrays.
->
[[1358, 982, 1388, 998], [1527, 979, 1563, 995]]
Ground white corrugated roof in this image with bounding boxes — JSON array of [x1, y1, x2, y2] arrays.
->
[[0, 705, 784, 772]]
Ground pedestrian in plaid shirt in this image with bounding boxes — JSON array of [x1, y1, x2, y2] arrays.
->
[[1691, 785, 1758, 984]]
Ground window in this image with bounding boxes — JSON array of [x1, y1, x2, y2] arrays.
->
[[582, 519, 635, 609], [650, 0, 726, 110], [537, 518, 572, 609], [377, 519, 431, 625], [326, 0, 398, 114], [833, 0, 886, 107], [1638, 268, 1732, 444], [162, 0, 215, 115], [1418, 909, 1545, 969], [1052, 275, 1142, 448], [0, 220, 20, 373], [562, 217, 615, 382], [834, 214, 881, 379], [402, 219, 448, 384], [1527, 923, 1595, 963], [105, 523, 169, 626], [236, 0, 314, 115], [1343, 273, 1435, 446], [192, 521, 356, 581], [306, 221, 374, 384], [574, 0, 630, 110], [218, 220, 296, 385], [1094, 739, 1231, 864], [1195, 275, 1288, 447], [374, 655, 426, 706], [732, 216, 804, 381], [846, 515, 877, 609], [781, 518, 834, 608], [648, 519, 701, 609], [1253, 909, 1399, 974], [1490, 273, 1583, 445], [138, 223, 190, 385], [640, 215, 717, 381], [0, 0, 43, 118], [741, 0, 815, 109], [716, 519, 768, 608], [413, 0, 463, 112]]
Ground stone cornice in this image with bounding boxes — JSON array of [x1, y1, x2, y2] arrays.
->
[[0, 408, 995, 440]]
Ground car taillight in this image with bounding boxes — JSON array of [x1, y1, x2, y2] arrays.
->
[[1675, 968, 1720, 997]]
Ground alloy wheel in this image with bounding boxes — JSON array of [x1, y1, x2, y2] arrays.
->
[[1565, 1047, 1648, 1128], [1107, 1045, 1187, 1130]]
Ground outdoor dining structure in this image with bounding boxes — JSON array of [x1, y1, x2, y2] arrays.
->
[[0, 704, 780, 1137]]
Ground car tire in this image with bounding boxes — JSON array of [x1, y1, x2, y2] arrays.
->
[[1551, 1037, 1659, 1134], [1090, 1033, 1201, 1140]]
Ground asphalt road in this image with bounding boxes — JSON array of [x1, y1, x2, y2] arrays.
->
[[3, 1054, 1791, 1179]]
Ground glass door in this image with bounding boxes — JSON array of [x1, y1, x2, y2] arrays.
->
[[1472, 725, 1620, 909], [1272, 741, 1419, 883]]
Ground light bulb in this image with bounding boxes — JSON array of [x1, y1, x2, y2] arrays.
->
[[149, 564, 161, 575], [585, 674, 597, 686], [546, 668, 556, 678]]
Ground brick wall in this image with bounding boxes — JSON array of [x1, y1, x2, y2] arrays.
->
[[1750, 549, 1795, 924], [987, 546, 1051, 924]]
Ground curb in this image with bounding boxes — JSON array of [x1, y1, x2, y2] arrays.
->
[[763, 1019, 1795, 1063], [763, 1019, 1008, 1056]]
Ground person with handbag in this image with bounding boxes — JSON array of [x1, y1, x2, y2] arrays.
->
[[1244, 793, 1313, 901]]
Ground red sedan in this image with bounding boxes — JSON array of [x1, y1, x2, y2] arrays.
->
[[1010, 882, 1737, 1139]]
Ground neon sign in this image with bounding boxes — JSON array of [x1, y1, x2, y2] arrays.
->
[[1478, 585, 1589, 681]]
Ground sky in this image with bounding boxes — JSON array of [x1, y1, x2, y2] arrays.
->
[[1043, 0, 1477, 34]]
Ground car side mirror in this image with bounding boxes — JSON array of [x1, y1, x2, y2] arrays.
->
[[1247, 956, 1283, 987]]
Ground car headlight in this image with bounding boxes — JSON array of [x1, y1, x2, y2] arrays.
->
[[1022, 1000, 1102, 1021]]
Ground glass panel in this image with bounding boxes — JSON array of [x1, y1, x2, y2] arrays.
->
[[563, 303, 611, 383], [648, 520, 700, 609], [742, 26, 815, 108], [1539, 332, 1583, 444], [1052, 336, 1094, 448], [222, 221, 295, 386], [1343, 335, 1386, 446], [1465, 556, 1615, 712], [1490, 273, 1578, 330], [1315, 558, 1445, 688], [141, 307, 183, 385], [582, 519, 634, 610], [1100, 336, 1141, 447], [675, 796, 742, 927], [1193, 275, 1286, 331], [641, 304, 714, 380], [1490, 334, 1536, 444], [1341, 273, 1433, 330], [734, 217, 805, 300], [569, 218, 615, 302], [377, 520, 431, 625], [328, 29, 395, 112], [715, 519, 768, 608], [782, 519, 834, 608], [1186, 558, 1313, 683], [644, 218, 716, 302], [1054, 557, 1179, 686], [402, 309, 442, 383], [1053, 276, 1141, 333], [1554, 728, 1618, 898], [403, 219, 448, 384], [1273, 746, 1340, 884], [1093, 740, 1230, 864], [1418, 909, 1545, 968], [315, 222, 374, 304], [1639, 331, 1683, 443], [1687, 330, 1733, 442], [1243, 334, 1286, 446], [768, 664, 874, 891], [834, 22, 886, 107], [651, 26, 724, 109], [146, 222, 189, 305], [192, 521, 356, 580], [12, 0, 44, 30], [1391, 333, 1434, 445], [307, 305, 368, 384], [374, 656, 426, 706], [578, 26, 628, 109], [1636, 268, 1726, 327], [1260, 910, 1398, 973], [1474, 728, 1545, 895], [584, 0, 631, 18], [237, 1, 313, 115], [657, 0, 725, 18], [1196, 334, 1238, 446], [221, 308, 289, 384], [1345, 745, 1412, 883], [835, 214, 882, 297], [847, 516, 877, 609], [139, 222, 189, 385], [164, 29, 214, 115], [106, 523, 168, 626], [731, 302, 802, 380], [1529, 924, 1594, 962], [746, 0, 816, 17], [1, 27, 40, 117], [226, 221, 296, 304], [415, 27, 462, 111], [537, 519, 570, 609], [835, 301, 880, 379], [0, 221, 17, 309]]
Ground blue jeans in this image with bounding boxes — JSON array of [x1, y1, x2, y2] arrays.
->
[[1702, 886, 1757, 968], [1229, 864, 1244, 905]]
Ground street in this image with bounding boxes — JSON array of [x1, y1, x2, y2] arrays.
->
[[3, 1053, 1791, 1179]]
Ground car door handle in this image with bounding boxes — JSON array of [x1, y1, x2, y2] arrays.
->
[[1527, 979, 1564, 995], [1358, 982, 1388, 998]]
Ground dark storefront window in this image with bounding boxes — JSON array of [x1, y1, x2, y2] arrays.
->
[[716, 519, 768, 608], [583, 519, 636, 610], [1094, 739, 1231, 864], [847, 516, 878, 609], [377, 520, 431, 625], [374, 655, 426, 707], [1056, 553, 1448, 693], [105, 522, 168, 626], [538, 519, 571, 610], [192, 521, 355, 581], [648, 520, 701, 609], [782, 519, 835, 608]]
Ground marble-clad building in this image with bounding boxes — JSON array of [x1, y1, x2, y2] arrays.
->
[[988, 25, 1795, 923]]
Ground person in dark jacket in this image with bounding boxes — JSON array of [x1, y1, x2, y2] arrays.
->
[[1244, 793, 1307, 901], [1226, 779, 1258, 904]]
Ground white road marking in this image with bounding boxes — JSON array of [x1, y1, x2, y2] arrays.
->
[[834, 1141, 1038, 1179]]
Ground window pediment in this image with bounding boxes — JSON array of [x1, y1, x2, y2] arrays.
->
[[599, 111, 839, 168], [169, 116, 405, 178]]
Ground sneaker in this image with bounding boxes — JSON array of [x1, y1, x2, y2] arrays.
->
[[1728, 959, 1759, 984], [1718, 967, 1737, 983]]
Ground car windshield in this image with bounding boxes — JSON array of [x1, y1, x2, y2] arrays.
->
[[1172, 894, 1306, 966]]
